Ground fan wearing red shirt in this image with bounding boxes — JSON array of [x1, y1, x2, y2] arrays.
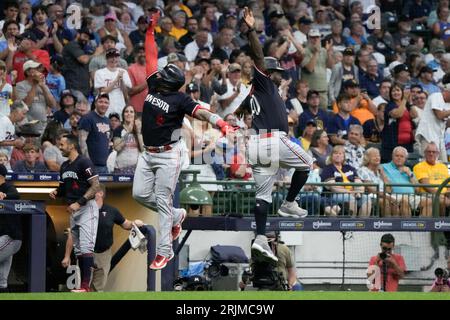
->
[[9, 31, 50, 83]]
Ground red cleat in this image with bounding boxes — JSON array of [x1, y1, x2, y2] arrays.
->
[[150, 254, 170, 270], [172, 209, 187, 241]]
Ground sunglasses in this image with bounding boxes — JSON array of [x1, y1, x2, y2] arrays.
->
[[381, 246, 392, 251]]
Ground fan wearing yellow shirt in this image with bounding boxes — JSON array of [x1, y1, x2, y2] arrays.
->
[[413, 142, 450, 216]]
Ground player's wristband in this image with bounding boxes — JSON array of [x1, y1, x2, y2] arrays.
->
[[209, 114, 224, 128], [76, 197, 88, 206]]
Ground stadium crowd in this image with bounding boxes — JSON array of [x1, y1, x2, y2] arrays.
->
[[0, 0, 450, 217]]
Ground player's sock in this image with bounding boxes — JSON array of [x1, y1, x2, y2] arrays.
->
[[254, 199, 269, 235], [80, 254, 94, 289], [286, 170, 309, 202]]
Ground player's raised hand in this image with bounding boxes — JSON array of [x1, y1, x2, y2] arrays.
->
[[243, 7, 255, 28], [49, 189, 58, 199], [148, 8, 160, 28]]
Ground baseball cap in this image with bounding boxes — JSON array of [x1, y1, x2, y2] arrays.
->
[[104, 13, 117, 22], [23, 60, 42, 72], [61, 89, 77, 103], [307, 90, 320, 99], [167, 52, 187, 63], [137, 15, 147, 24], [269, 9, 284, 19], [108, 112, 120, 120], [393, 64, 409, 74], [77, 27, 94, 39], [432, 45, 446, 54], [0, 164, 7, 177], [186, 82, 200, 93], [228, 63, 242, 73], [343, 47, 355, 56], [105, 48, 120, 58], [96, 92, 110, 101], [419, 66, 436, 75], [18, 31, 37, 42], [343, 79, 359, 88], [308, 29, 321, 37], [306, 119, 317, 127], [298, 16, 313, 24]]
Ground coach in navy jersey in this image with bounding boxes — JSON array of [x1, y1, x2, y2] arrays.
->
[[132, 11, 235, 271], [50, 134, 101, 292], [238, 8, 313, 263]]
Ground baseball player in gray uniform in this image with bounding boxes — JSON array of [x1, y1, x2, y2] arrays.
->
[[50, 134, 100, 292], [133, 11, 235, 270]]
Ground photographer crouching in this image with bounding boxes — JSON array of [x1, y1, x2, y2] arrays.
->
[[367, 234, 406, 292], [430, 259, 450, 292], [242, 232, 302, 291]]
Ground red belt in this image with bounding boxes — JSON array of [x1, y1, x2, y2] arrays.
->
[[259, 132, 274, 139], [145, 145, 173, 153]]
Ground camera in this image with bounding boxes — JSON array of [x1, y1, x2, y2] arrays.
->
[[173, 275, 211, 291], [379, 252, 388, 260], [435, 267, 449, 280]]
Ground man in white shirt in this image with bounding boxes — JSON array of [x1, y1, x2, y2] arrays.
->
[[415, 75, 450, 162], [217, 63, 251, 117], [0, 101, 28, 159], [94, 48, 132, 117], [184, 29, 213, 62]]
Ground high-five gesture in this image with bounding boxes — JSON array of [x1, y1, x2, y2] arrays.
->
[[243, 7, 255, 28]]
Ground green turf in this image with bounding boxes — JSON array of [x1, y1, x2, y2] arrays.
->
[[1, 291, 450, 300]]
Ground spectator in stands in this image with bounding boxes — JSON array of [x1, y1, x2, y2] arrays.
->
[[417, 66, 441, 95], [310, 129, 332, 169], [112, 106, 143, 174], [109, 113, 121, 133], [42, 127, 66, 172], [416, 77, 450, 162], [381, 84, 416, 163], [301, 28, 335, 109], [345, 21, 367, 51], [344, 124, 365, 171], [46, 56, 66, 105], [98, 13, 133, 56], [129, 15, 147, 47], [367, 27, 395, 58], [53, 90, 77, 130], [320, 145, 372, 216], [0, 20, 20, 62], [62, 28, 94, 98], [358, 148, 404, 217], [368, 233, 406, 292], [8, 31, 50, 84], [216, 63, 250, 117], [382, 146, 432, 217], [363, 103, 385, 145], [75, 98, 89, 116], [414, 142, 450, 216], [328, 47, 359, 105], [78, 93, 111, 174], [179, 16, 198, 47], [0, 152, 11, 172], [15, 60, 56, 135], [298, 90, 329, 135], [328, 93, 361, 145], [392, 64, 411, 88], [323, 20, 345, 53], [332, 79, 377, 126], [393, 16, 416, 53], [299, 120, 317, 151], [0, 60, 13, 117], [184, 29, 212, 62], [211, 26, 235, 62], [0, 101, 27, 160], [372, 79, 391, 108], [61, 184, 144, 292], [68, 110, 81, 137], [0, 1, 24, 35], [228, 133, 252, 181], [432, 5, 450, 45], [12, 143, 47, 173], [94, 48, 132, 117], [118, 11, 136, 35], [127, 44, 147, 115], [286, 80, 308, 123], [89, 35, 128, 81], [0, 163, 21, 293], [359, 59, 383, 99]]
